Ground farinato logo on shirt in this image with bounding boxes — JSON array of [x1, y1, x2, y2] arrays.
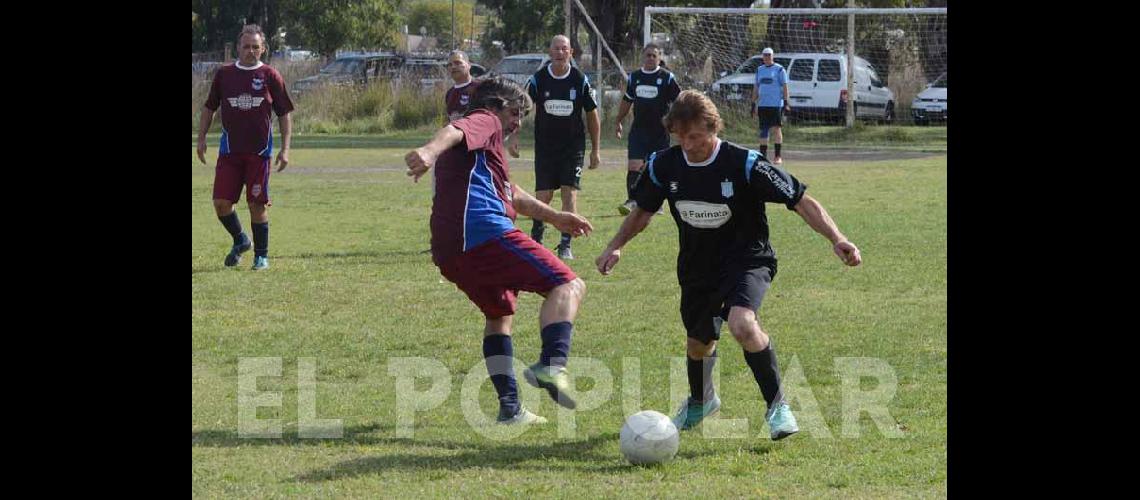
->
[[635, 85, 659, 99], [675, 200, 732, 229], [544, 100, 574, 117]]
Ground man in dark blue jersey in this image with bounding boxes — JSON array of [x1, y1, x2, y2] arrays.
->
[[614, 43, 681, 215], [526, 34, 602, 260], [595, 90, 862, 441]]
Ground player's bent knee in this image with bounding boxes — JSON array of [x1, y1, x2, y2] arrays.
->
[[568, 277, 586, 298], [687, 338, 716, 358], [553, 277, 585, 302]]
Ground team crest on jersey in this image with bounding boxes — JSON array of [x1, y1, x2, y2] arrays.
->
[[544, 91, 550, 98], [459, 94, 470, 106], [656, 78, 662, 85], [669, 181, 679, 193], [721, 180, 734, 198], [227, 93, 265, 111], [570, 88, 577, 100], [251, 77, 264, 91]]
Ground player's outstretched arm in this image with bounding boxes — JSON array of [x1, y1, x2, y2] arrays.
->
[[596, 208, 654, 275], [405, 124, 464, 182], [792, 194, 862, 266], [511, 183, 594, 238]]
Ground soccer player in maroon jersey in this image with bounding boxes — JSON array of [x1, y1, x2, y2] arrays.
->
[[444, 51, 519, 157], [405, 76, 594, 424], [444, 50, 477, 123], [196, 25, 294, 270]]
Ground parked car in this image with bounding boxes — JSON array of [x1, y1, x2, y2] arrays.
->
[[291, 52, 403, 94], [911, 72, 946, 125], [490, 53, 579, 86], [711, 52, 896, 123], [490, 53, 548, 86]]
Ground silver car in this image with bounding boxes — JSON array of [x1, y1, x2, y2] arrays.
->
[[911, 72, 947, 125]]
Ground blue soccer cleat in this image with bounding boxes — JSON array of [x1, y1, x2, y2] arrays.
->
[[251, 255, 269, 271], [672, 394, 721, 430], [766, 401, 799, 441]]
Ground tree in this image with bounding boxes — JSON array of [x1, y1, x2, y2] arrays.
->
[[192, 0, 256, 53], [478, 0, 564, 53], [282, 0, 403, 56], [405, 1, 475, 50]]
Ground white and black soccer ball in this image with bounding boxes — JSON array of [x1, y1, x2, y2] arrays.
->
[[619, 410, 679, 465]]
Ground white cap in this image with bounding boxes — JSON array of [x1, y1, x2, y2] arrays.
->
[[762, 48, 774, 55]]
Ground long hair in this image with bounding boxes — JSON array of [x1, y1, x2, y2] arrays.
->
[[467, 76, 533, 115]]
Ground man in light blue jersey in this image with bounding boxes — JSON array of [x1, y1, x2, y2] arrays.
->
[[749, 47, 790, 165]]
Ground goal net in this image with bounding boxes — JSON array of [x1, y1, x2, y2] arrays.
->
[[644, 7, 946, 144]]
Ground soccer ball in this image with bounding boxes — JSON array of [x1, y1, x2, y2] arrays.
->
[[619, 410, 680, 465]]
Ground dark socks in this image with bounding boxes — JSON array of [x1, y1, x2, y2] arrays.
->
[[252, 222, 269, 258], [759, 145, 768, 157], [626, 170, 640, 200], [483, 334, 520, 417], [531, 219, 545, 244], [743, 341, 784, 408], [539, 321, 573, 368], [218, 212, 245, 245], [686, 349, 718, 403], [774, 143, 782, 158]]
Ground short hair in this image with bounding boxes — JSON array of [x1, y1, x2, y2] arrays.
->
[[643, 43, 662, 55], [238, 24, 266, 45], [662, 90, 724, 135], [468, 76, 533, 115], [448, 50, 469, 63]]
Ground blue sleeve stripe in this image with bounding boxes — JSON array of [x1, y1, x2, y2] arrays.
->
[[647, 151, 662, 188], [745, 150, 759, 184]]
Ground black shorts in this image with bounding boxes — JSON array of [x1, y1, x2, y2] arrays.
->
[[535, 150, 583, 191], [757, 107, 784, 130], [627, 128, 670, 161], [680, 266, 774, 344]]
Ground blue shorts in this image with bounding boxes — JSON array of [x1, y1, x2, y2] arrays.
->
[[627, 128, 670, 162]]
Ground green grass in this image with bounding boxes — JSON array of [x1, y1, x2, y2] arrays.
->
[[192, 139, 947, 497]]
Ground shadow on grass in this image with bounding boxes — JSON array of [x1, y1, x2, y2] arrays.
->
[[192, 424, 480, 450], [273, 249, 428, 262], [294, 432, 629, 481], [192, 250, 429, 273], [195, 424, 763, 477]]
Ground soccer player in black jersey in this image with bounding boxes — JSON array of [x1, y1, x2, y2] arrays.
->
[[526, 35, 602, 260], [595, 90, 862, 441], [614, 44, 681, 215]]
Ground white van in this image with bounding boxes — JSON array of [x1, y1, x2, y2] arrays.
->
[[711, 52, 896, 123]]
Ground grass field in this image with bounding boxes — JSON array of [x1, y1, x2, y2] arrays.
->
[[192, 136, 947, 498]]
